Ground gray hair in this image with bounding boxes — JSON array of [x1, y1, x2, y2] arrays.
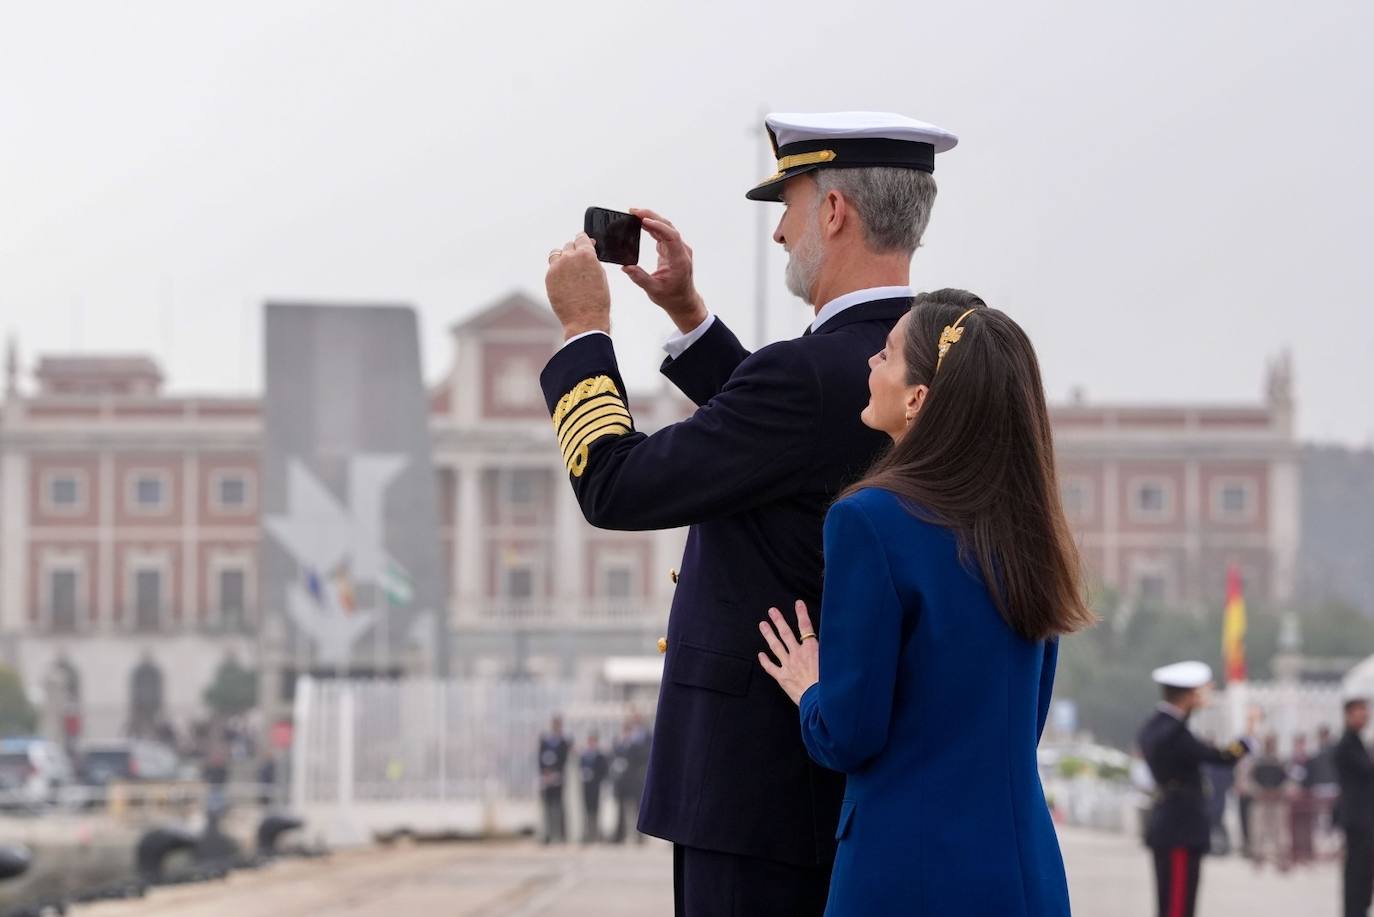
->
[[814, 167, 937, 254]]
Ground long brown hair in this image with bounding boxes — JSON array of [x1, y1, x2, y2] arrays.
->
[[843, 289, 1095, 642]]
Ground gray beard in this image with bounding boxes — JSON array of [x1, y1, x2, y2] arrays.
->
[[784, 237, 822, 306]]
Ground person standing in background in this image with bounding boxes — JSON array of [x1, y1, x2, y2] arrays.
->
[[1288, 734, 1316, 866], [1309, 725, 1342, 858], [1202, 755, 1235, 856], [1235, 752, 1257, 860], [1137, 662, 1256, 917], [1337, 698, 1374, 917], [610, 713, 651, 845], [579, 732, 609, 844], [1249, 735, 1291, 871], [538, 715, 572, 845]]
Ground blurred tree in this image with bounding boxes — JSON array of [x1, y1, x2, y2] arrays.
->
[[1056, 595, 1285, 748], [1294, 599, 1374, 658], [202, 656, 258, 718], [0, 666, 37, 737]]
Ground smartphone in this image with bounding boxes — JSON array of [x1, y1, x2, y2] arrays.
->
[[584, 207, 642, 266]]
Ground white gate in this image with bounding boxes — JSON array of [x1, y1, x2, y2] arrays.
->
[[290, 677, 639, 846], [1192, 681, 1344, 752]]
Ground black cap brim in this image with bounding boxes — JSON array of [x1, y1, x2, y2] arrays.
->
[[745, 138, 936, 202], [745, 165, 824, 202]]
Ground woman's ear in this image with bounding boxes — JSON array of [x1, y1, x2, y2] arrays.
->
[[904, 384, 929, 425]]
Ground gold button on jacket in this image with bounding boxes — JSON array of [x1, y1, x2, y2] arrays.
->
[[657, 637, 668, 654]]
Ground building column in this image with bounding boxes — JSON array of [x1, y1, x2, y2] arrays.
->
[[552, 463, 586, 622], [1184, 459, 1202, 611], [0, 452, 28, 635], [1102, 461, 1120, 596], [98, 450, 115, 631], [182, 450, 199, 629], [455, 460, 482, 623]]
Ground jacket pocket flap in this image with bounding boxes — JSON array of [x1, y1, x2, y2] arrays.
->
[[670, 642, 753, 697], [835, 799, 856, 840]]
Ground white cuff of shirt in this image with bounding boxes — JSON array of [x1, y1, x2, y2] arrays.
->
[[559, 330, 610, 350], [662, 313, 716, 361]]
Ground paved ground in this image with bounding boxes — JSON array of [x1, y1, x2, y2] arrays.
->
[[78, 828, 1336, 916]]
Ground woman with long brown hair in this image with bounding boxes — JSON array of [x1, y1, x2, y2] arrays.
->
[[758, 289, 1095, 916]]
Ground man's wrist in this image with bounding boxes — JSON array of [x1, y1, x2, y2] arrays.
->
[[667, 292, 708, 335], [563, 322, 610, 341]]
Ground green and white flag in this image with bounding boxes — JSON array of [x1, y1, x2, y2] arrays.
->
[[381, 559, 415, 606]]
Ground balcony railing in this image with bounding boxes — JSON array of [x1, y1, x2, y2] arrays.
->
[[462, 599, 661, 624]]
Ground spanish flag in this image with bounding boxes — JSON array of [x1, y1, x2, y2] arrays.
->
[[1222, 565, 1247, 683]]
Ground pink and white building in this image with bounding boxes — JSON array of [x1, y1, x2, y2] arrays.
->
[[0, 293, 1300, 738]]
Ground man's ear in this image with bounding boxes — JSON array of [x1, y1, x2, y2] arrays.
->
[[822, 189, 846, 239]]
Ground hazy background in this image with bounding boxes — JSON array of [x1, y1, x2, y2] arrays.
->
[[1, 0, 1370, 443]]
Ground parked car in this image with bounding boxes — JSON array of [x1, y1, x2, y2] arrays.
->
[[0, 738, 75, 808], [78, 740, 181, 786]]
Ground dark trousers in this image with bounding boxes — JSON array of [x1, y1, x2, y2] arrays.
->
[[540, 786, 566, 844], [581, 786, 601, 843], [1238, 794, 1253, 855], [672, 844, 830, 917], [1346, 826, 1374, 917], [612, 791, 643, 844], [1152, 846, 1202, 917]]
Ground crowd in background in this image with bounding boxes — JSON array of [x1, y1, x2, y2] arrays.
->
[[1131, 724, 1346, 869], [1224, 727, 1340, 869], [537, 711, 652, 845]]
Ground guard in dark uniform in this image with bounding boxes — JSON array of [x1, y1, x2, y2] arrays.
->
[[610, 715, 651, 844], [537, 715, 571, 844], [578, 731, 609, 844], [1137, 661, 1255, 917], [1335, 697, 1374, 917], [540, 112, 957, 915]]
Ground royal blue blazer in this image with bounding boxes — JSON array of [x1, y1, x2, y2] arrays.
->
[[799, 488, 1071, 917]]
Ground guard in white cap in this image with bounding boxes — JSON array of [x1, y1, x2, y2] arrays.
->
[[1137, 661, 1258, 917]]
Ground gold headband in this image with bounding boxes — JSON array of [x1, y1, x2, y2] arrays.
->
[[935, 308, 978, 373]]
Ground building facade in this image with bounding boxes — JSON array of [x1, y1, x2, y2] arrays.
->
[[0, 294, 1300, 739], [1051, 354, 1300, 612]]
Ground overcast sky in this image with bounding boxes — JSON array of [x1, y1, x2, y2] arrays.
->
[[1, 1, 1369, 444]]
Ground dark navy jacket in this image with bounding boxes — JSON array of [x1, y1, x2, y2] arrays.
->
[[539, 299, 906, 866], [1136, 708, 1250, 850]]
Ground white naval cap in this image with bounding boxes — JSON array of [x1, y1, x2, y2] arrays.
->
[[746, 111, 959, 202], [1151, 661, 1214, 690]]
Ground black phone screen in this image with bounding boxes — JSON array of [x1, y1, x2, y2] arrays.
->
[[584, 207, 642, 266]]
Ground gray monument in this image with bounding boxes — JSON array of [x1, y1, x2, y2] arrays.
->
[[260, 303, 448, 716]]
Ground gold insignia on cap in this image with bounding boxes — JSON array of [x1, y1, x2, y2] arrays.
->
[[755, 149, 839, 188], [551, 375, 634, 478], [776, 149, 837, 172]]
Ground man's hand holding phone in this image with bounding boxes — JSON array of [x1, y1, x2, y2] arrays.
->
[[546, 233, 612, 342], [622, 208, 708, 335]]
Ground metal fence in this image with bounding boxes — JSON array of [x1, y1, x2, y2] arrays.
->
[[290, 677, 639, 843], [1192, 681, 1344, 752]]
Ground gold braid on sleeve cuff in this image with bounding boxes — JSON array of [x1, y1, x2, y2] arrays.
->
[[552, 375, 633, 477]]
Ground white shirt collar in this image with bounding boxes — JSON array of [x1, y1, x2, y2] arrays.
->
[[810, 285, 914, 334], [1157, 702, 1187, 722]]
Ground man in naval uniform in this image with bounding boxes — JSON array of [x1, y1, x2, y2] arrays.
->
[[1136, 661, 1257, 917], [539, 112, 957, 916]]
